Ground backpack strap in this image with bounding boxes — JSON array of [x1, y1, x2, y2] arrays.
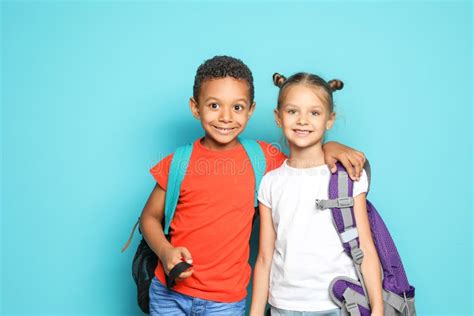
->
[[163, 143, 193, 234], [342, 287, 369, 315], [121, 144, 193, 252], [315, 163, 359, 248], [121, 217, 140, 253], [166, 261, 193, 287], [122, 139, 263, 251], [164, 139, 263, 230], [316, 162, 369, 302], [239, 138, 266, 207]]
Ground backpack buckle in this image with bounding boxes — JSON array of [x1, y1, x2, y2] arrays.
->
[[337, 197, 354, 208], [315, 199, 324, 210], [344, 301, 360, 314], [351, 247, 364, 265], [315, 197, 354, 210]]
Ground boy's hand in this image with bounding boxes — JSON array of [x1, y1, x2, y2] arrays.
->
[[161, 246, 194, 281], [323, 141, 366, 181]]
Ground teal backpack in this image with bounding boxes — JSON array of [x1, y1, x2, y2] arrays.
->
[[122, 138, 266, 314]]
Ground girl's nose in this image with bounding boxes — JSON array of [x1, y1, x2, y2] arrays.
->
[[296, 115, 309, 125]]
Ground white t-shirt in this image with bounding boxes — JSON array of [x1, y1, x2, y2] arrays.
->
[[258, 160, 369, 311]]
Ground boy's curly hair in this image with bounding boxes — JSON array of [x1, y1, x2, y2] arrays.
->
[[193, 56, 254, 102]]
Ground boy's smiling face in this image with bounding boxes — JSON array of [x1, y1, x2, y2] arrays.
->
[[190, 76, 255, 150]]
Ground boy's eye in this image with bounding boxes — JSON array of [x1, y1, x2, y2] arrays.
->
[[209, 103, 220, 109], [233, 104, 244, 111], [311, 111, 320, 116], [287, 109, 296, 114]]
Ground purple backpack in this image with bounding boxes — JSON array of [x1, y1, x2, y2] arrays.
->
[[315, 163, 416, 316]]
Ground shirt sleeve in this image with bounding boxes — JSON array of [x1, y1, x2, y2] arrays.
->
[[149, 154, 173, 191], [258, 141, 287, 174], [352, 169, 369, 197], [257, 174, 272, 209]]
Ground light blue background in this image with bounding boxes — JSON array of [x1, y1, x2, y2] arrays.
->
[[2, 1, 472, 315]]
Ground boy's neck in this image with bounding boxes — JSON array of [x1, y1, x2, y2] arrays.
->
[[200, 136, 240, 151], [287, 142, 325, 168]]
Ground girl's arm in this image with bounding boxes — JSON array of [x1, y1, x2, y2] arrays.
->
[[140, 184, 193, 280], [249, 203, 276, 316], [353, 193, 384, 316]]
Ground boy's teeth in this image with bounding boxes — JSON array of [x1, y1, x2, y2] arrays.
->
[[214, 126, 235, 133]]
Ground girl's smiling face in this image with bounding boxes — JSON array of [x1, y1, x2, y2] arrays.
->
[[275, 84, 335, 150], [190, 76, 255, 150]]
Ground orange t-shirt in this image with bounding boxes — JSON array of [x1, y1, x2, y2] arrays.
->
[[150, 138, 286, 302]]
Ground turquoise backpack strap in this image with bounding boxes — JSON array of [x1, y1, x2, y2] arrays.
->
[[163, 139, 264, 234], [239, 138, 266, 207], [163, 143, 193, 234]]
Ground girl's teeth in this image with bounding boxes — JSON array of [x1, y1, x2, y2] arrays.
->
[[295, 130, 310, 136]]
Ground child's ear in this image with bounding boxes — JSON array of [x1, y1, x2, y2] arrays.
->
[[326, 111, 336, 130], [189, 97, 200, 120], [248, 102, 256, 117], [274, 109, 282, 128]]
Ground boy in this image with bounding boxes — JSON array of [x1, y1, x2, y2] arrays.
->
[[140, 56, 366, 315]]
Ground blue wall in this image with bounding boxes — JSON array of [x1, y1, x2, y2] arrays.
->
[[2, 1, 472, 315]]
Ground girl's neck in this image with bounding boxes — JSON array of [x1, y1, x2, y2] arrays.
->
[[287, 142, 325, 168]]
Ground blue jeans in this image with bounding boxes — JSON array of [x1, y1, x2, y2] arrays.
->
[[270, 306, 341, 316], [149, 277, 246, 315]]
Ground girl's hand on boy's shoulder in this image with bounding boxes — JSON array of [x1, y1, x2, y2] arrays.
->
[[161, 246, 194, 280], [322, 141, 366, 181]]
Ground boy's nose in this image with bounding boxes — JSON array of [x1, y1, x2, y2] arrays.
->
[[218, 108, 233, 122]]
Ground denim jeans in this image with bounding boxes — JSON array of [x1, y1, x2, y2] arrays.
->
[[149, 277, 246, 315], [270, 306, 341, 316]]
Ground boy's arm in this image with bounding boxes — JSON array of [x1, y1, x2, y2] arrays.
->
[[353, 193, 384, 316], [140, 184, 193, 280], [322, 141, 366, 181], [250, 203, 276, 316]]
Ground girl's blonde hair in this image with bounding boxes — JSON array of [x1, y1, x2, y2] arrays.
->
[[273, 72, 343, 112]]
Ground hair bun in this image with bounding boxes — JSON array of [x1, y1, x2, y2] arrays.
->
[[273, 73, 287, 88], [328, 79, 344, 91]]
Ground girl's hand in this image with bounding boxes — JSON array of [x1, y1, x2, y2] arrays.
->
[[161, 246, 194, 281], [322, 141, 366, 181], [370, 311, 384, 316], [370, 304, 384, 316]]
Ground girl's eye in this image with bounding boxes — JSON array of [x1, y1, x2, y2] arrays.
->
[[233, 104, 244, 111], [210, 103, 220, 109]]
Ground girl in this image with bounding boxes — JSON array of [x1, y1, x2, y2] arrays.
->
[[250, 73, 383, 316]]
